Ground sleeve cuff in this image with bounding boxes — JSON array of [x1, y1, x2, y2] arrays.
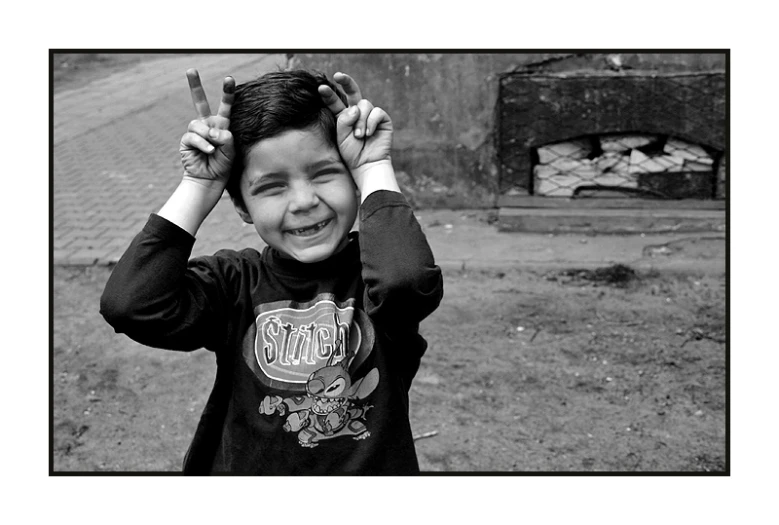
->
[[144, 213, 197, 250], [359, 190, 410, 222]]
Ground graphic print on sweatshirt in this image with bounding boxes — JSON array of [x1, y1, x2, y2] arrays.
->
[[244, 294, 379, 448]]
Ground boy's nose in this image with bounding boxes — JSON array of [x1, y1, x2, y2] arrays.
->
[[288, 184, 320, 212]]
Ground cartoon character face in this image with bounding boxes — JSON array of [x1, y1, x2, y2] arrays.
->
[[306, 362, 350, 398], [258, 309, 379, 447]]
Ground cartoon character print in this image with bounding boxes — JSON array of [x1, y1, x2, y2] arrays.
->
[[259, 312, 379, 448]]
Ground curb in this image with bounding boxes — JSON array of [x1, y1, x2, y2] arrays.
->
[[436, 258, 725, 274]]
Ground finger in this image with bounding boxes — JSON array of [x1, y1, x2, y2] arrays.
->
[[187, 120, 233, 148], [318, 84, 347, 115], [216, 76, 235, 120], [336, 106, 360, 143], [354, 99, 375, 138], [181, 131, 216, 154], [365, 107, 392, 137], [210, 130, 235, 164], [333, 72, 363, 106], [206, 128, 233, 147], [187, 118, 212, 138], [186, 69, 212, 118]]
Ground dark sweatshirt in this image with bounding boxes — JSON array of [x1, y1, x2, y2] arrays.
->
[[100, 190, 443, 474]]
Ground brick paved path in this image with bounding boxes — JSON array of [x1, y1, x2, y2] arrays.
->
[[52, 53, 726, 273], [53, 54, 287, 265]]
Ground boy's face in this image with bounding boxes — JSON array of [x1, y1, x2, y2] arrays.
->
[[235, 127, 359, 263]]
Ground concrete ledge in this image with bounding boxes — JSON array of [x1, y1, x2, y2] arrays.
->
[[437, 258, 725, 275], [497, 195, 726, 210], [498, 207, 726, 234]]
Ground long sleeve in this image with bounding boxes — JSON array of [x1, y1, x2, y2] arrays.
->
[[358, 190, 444, 329], [100, 214, 234, 351]]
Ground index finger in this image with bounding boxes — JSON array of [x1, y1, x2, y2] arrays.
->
[[333, 72, 363, 106], [186, 69, 212, 118], [216, 76, 236, 120], [318, 84, 347, 115]]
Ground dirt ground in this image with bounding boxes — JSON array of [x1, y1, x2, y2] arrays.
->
[[51, 53, 726, 473], [52, 263, 726, 473]]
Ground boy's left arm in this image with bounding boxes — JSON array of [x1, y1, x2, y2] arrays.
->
[[320, 73, 443, 326], [358, 189, 444, 326]]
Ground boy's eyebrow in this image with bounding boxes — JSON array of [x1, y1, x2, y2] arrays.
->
[[248, 171, 287, 184], [305, 158, 344, 172]]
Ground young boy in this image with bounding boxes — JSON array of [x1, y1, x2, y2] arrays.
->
[[100, 68, 444, 475]]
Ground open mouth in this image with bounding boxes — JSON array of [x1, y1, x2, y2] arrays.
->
[[311, 396, 345, 415], [286, 219, 332, 237]]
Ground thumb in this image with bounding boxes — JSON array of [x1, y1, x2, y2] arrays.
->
[[209, 129, 235, 157], [210, 131, 235, 174], [336, 106, 360, 142], [208, 128, 232, 146]]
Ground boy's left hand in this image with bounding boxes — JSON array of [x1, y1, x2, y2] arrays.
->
[[318, 73, 392, 173]]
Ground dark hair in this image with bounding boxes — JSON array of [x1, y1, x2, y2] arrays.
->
[[227, 70, 347, 209]]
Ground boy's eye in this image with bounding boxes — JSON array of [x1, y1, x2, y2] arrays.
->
[[313, 169, 342, 181], [253, 183, 285, 195]]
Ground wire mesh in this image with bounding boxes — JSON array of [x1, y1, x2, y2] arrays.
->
[[533, 133, 721, 199], [497, 71, 726, 199]]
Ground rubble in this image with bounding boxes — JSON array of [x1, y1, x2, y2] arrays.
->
[[600, 134, 656, 152], [533, 134, 720, 198], [664, 137, 713, 163], [536, 138, 591, 164], [629, 149, 684, 174]]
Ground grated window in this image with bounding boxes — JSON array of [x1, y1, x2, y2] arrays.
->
[[532, 134, 722, 199], [497, 70, 727, 200]]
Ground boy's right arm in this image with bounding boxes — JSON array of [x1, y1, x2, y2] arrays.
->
[[100, 214, 234, 351], [158, 70, 236, 235], [100, 70, 238, 350]]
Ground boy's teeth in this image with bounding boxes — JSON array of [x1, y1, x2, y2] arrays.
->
[[291, 220, 328, 235]]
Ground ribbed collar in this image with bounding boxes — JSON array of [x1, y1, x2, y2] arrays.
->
[[263, 231, 360, 278]]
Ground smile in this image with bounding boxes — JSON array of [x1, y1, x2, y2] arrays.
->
[[286, 219, 332, 237]]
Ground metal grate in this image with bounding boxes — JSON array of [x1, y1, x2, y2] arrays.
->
[[533, 133, 722, 199], [497, 71, 727, 199]]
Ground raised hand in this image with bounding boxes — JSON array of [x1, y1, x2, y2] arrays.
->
[[318, 72, 393, 173], [179, 69, 236, 190]]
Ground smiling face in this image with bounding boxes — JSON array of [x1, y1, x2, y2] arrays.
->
[[235, 127, 359, 263]]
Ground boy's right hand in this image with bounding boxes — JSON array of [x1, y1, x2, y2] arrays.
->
[[179, 69, 236, 191]]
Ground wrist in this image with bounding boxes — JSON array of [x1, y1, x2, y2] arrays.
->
[[157, 177, 225, 236], [351, 159, 401, 203], [181, 175, 228, 196]]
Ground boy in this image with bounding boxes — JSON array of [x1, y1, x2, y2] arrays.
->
[[100, 68, 444, 475]]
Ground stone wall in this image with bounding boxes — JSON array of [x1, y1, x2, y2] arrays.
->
[[291, 53, 727, 208]]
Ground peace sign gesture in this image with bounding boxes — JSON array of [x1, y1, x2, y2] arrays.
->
[[317, 72, 393, 173], [179, 69, 236, 189]]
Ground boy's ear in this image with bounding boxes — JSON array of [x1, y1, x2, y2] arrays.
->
[[232, 198, 253, 224]]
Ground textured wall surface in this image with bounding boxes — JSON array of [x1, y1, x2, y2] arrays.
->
[[498, 72, 727, 194], [292, 53, 727, 207]]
